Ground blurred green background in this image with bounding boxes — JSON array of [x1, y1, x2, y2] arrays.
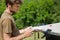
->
[[0, 0, 60, 29]]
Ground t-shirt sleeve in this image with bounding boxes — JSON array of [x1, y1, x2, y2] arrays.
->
[[2, 18, 12, 34]]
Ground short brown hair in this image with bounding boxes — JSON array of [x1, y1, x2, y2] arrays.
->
[[5, 0, 22, 7]]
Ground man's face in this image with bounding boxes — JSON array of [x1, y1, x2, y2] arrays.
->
[[10, 3, 20, 13]]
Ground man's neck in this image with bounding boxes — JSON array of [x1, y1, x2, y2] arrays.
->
[[5, 7, 12, 15]]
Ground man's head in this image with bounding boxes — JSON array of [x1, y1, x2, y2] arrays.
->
[[5, 0, 22, 13]]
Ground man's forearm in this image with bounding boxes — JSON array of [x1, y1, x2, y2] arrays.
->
[[4, 33, 25, 40], [19, 29, 25, 34], [19, 27, 32, 34]]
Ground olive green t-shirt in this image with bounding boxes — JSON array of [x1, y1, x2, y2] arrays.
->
[[0, 10, 20, 39]]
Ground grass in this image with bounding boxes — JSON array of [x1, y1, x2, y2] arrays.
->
[[23, 32, 46, 40]]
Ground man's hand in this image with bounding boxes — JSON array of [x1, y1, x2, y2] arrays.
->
[[24, 26, 32, 32], [23, 27, 33, 37], [19, 26, 33, 34]]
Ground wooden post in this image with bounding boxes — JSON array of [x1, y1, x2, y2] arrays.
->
[[38, 32, 40, 39], [34, 32, 36, 40]]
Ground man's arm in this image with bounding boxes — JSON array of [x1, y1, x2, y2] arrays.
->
[[19, 29, 25, 34], [3, 33, 25, 40], [19, 27, 32, 34], [3, 28, 33, 40]]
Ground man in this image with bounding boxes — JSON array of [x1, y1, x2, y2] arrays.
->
[[0, 0, 33, 40]]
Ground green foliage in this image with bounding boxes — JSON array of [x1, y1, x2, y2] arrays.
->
[[0, 0, 6, 17], [0, 0, 60, 29]]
